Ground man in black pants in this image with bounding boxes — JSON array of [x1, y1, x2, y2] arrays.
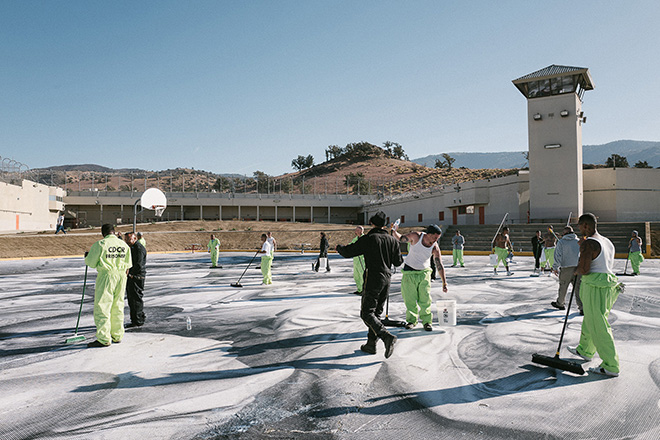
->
[[314, 232, 331, 272], [336, 211, 403, 358], [124, 232, 147, 328], [531, 230, 543, 274]]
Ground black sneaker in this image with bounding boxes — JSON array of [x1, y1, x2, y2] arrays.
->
[[551, 301, 566, 310], [423, 323, 433, 332], [360, 344, 376, 355], [404, 322, 415, 329], [87, 340, 110, 348], [382, 333, 397, 358]]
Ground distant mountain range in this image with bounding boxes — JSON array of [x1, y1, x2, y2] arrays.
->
[[412, 140, 660, 169]]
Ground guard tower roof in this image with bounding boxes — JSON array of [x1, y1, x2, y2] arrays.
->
[[512, 64, 594, 100]]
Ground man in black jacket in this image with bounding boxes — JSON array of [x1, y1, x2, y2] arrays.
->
[[531, 230, 543, 274], [336, 211, 403, 358], [314, 232, 331, 272], [124, 232, 147, 328]]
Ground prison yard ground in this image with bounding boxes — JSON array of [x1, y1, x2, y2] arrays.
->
[[1, 231, 659, 439]]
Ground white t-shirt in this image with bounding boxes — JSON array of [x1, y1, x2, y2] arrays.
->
[[261, 241, 273, 257]]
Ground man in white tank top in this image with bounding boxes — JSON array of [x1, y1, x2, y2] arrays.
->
[[567, 213, 623, 377], [392, 224, 447, 331]]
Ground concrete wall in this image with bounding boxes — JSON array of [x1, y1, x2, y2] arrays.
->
[[527, 93, 583, 220], [63, 191, 370, 227], [583, 168, 660, 221], [365, 172, 530, 228], [0, 179, 65, 233]]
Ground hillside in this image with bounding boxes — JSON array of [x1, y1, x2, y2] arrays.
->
[[413, 140, 660, 169], [26, 143, 519, 196]]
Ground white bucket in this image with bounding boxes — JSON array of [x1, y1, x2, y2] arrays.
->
[[489, 253, 498, 265], [319, 257, 327, 269], [437, 299, 457, 326]]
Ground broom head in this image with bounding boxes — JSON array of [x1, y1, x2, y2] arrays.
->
[[65, 334, 86, 344], [532, 353, 585, 375]]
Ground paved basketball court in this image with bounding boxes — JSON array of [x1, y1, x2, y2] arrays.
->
[[1, 252, 659, 439]]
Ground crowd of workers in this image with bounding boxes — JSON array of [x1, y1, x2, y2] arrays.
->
[[80, 212, 643, 378]]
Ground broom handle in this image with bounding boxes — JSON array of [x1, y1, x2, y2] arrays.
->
[[555, 274, 579, 356], [73, 265, 89, 334], [490, 213, 509, 250], [236, 250, 260, 284]]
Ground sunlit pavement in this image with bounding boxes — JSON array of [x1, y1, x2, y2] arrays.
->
[[1, 253, 659, 439]]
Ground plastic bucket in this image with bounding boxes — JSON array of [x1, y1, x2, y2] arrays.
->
[[437, 299, 457, 326], [489, 253, 498, 265]]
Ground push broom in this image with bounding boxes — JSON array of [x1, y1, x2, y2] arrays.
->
[[231, 250, 260, 288], [65, 265, 88, 344], [531, 278, 585, 375]]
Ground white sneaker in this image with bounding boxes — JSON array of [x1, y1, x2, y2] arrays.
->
[[588, 366, 619, 377], [567, 345, 592, 361]]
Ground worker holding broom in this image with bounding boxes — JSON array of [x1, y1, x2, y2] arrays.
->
[[493, 227, 513, 276], [259, 233, 274, 285], [84, 224, 132, 347], [567, 213, 623, 377]]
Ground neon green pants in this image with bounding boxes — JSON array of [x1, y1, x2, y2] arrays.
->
[[629, 251, 643, 274], [452, 249, 464, 266], [494, 247, 508, 268], [261, 255, 273, 284], [210, 250, 219, 267], [543, 248, 555, 269], [353, 256, 365, 293], [93, 270, 128, 345], [576, 273, 621, 373], [401, 268, 433, 325]]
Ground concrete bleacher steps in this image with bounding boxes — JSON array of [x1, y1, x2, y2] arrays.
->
[[440, 222, 647, 256]]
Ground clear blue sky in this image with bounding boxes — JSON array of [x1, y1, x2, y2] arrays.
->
[[2, 1, 659, 176]]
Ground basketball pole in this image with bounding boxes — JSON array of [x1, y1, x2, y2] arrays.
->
[[133, 199, 141, 233]]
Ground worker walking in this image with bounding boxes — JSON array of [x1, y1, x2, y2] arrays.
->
[[207, 234, 221, 268], [85, 224, 132, 347], [451, 230, 465, 267], [628, 230, 644, 275]]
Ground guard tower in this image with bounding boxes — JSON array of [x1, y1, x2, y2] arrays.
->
[[513, 65, 594, 222]]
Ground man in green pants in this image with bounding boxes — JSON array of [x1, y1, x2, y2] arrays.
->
[[85, 224, 132, 347], [350, 226, 365, 295], [259, 233, 273, 285], [207, 234, 221, 268], [392, 224, 447, 331], [567, 213, 623, 377], [493, 227, 513, 276], [451, 230, 465, 267], [628, 230, 644, 275]]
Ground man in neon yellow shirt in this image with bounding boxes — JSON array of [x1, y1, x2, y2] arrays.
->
[[85, 224, 132, 347], [207, 234, 221, 268]]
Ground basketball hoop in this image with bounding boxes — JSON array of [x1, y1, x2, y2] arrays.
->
[[134, 188, 168, 232]]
